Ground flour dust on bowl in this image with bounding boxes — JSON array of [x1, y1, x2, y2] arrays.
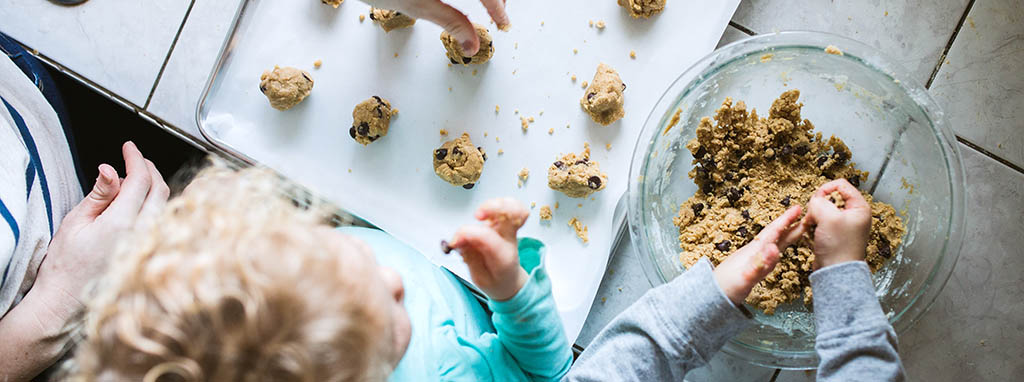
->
[[627, 31, 965, 369]]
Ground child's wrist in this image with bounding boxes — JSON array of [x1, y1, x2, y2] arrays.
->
[[489, 268, 529, 302]]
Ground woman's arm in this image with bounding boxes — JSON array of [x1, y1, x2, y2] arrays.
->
[[0, 285, 79, 381]]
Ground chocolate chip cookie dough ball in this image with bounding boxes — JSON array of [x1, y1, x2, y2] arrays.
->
[[581, 63, 626, 126], [433, 133, 487, 189], [440, 23, 494, 66], [548, 143, 608, 198], [370, 8, 416, 32], [350, 96, 393, 145], [618, 0, 666, 18], [259, 66, 314, 111], [321, 0, 343, 8]]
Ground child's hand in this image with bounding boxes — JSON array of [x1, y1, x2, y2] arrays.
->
[[802, 179, 872, 270], [713, 206, 806, 305], [449, 198, 530, 301]]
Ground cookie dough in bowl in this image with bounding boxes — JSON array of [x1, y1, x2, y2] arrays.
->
[[627, 32, 965, 368]]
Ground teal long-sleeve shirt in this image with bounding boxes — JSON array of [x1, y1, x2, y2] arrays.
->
[[338, 227, 572, 381]]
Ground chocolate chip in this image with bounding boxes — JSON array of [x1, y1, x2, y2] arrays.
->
[[449, 57, 458, 65], [739, 158, 752, 169], [622, 82, 627, 91], [724, 172, 735, 181], [488, 41, 493, 48], [742, 209, 751, 220], [781, 144, 793, 156], [394, 11, 402, 16], [302, 72, 312, 83], [701, 182, 714, 195], [587, 176, 602, 189], [587, 92, 596, 101], [691, 203, 704, 215], [553, 161, 566, 170], [752, 223, 764, 233], [575, 158, 590, 165], [369, 12, 377, 20], [349, 126, 356, 139], [794, 145, 809, 156], [848, 175, 861, 188], [834, 151, 849, 162], [372, 95, 383, 104], [452, 146, 462, 155], [357, 122, 370, 136], [727, 187, 742, 204], [478, 147, 487, 161], [702, 159, 717, 171], [715, 240, 732, 252], [816, 156, 829, 168], [376, 106, 384, 118], [781, 196, 791, 206], [695, 166, 708, 178], [368, 135, 379, 142], [434, 148, 448, 160], [462, 57, 472, 64], [873, 214, 883, 221], [736, 226, 749, 238], [259, 83, 267, 93], [462, 183, 475, 189], [695, 146, 707, 159], [878, 237, 892, 258]]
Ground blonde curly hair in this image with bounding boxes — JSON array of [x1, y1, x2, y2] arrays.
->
[[70, 161, 393, 381]]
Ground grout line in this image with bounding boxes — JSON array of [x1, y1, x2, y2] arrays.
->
[[768, 368, 781, 382], [143, 0, 197, 110], [924, 0, 976, 89], [729, 20, 757, 36], [956, 136, 1024, 175]]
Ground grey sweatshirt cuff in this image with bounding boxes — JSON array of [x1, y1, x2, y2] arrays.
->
[[810, 261, 888, 334], [651, 257, 752, 363]]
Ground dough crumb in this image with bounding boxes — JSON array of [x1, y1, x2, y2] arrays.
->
[[605, 143, 612, 150], [581, 80, 588, 89], [663, 107, 682, 136], [568, 217, 589, 243], [322, 0, 343, 8], [313, 59, 323, 68], [571, 74, 577, 82], [472, 69, 478, 76], [548, 128, 555, 135], [531, 202, 536, 208], [555, 202, 560, 209], [539, 206, 553, 220], [573, 48, 579, 54], [498, 23, 510, 32], [514, 109, 520, 114], [495, 105, 500, 113], [520, 116, 531, 131], [828, 191, 846, 208], [595, 20, 606, 29], [348, 168, 352, 173], [577, 203, 583, 208], [393, 52, 399, 58], [589, 20, 594, 27], [760, 53, 774, 63], [497, 149, 504, 155], [359, 14, 366, 22], [439, 129, 448, 136], [518, 167, 530, 182], [825, 45, 844, 56], [629, 50, 637, 59]]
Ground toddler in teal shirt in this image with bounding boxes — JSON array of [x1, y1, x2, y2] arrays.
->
[[70, 166, 572, 381]]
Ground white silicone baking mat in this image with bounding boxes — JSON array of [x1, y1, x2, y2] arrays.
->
[[198, 0, 740, 343]]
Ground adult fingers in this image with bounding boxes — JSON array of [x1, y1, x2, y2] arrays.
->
[[66, 164, 121, 223], [417, 1, 479, 55], [103, 142, 153, 220], [478, 0, 510, 30], [755, 206, 803, 244], [137, 160, 170, 226]]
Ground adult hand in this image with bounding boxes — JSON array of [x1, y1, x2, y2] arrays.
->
[[713, 206, 805, 305], [361, 0, 509, 55], [34, 141, 170, 307], [448, 197, 528, 301], [801, 179, 872, 270]]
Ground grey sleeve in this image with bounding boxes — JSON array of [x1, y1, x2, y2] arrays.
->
[[811, 261, 906, 382], [564, 258, 751, 381]]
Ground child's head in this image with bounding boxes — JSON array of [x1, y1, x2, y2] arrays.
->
[[73, 163, 410, 381]]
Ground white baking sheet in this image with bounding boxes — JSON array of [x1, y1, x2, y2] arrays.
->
[[198, 0, 739, 343]]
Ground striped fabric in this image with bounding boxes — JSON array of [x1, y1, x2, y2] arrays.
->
[[0, 54, 80, 317]]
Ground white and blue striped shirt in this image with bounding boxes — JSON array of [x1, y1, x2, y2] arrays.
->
[[0, 54, 81, 317]]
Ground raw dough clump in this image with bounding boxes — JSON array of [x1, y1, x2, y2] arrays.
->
[[548, 143, 608, 198], [618, 0, 666, 18], [259, 66, 313, 111], [581, 63, 626, 126], [370, 8, 416, 32], [673, 90, 906, 314], [433, 133, 486, 189], [440, 23, 494, 65], [321, 0, 343, 8], [350, 96, 393, 145]]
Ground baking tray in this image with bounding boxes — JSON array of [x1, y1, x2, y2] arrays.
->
[[196, 0, 739, 342]]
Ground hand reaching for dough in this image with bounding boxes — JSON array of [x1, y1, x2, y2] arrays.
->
[[448, 197, 529, 301], [801, 179, 872, 270], [360, 0, 509, 56], [713, 206, 806, 305]]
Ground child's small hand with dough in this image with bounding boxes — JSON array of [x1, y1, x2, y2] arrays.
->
[[713, 206, 806, 305], [448, 198, 529, 301]]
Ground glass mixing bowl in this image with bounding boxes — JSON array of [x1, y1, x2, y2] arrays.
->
[[627, 31, 965, 369]]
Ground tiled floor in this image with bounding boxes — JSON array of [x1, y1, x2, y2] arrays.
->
[[577, 0, 1024, 380]]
